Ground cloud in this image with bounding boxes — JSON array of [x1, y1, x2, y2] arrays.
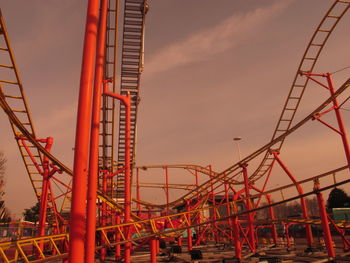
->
[[144, 0, 294, 80]]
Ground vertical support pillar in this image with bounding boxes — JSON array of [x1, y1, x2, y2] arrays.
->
[[136, 168, 141, 216], [284, 224, 290, 249], [150, 238, 157, 263], [123, 94, 132, 263], [314, 178, 335, 258], [186, 200, 193, 251], [165, 167, 169, 215], [115, 213, 121, 261], [85, 0, 108, 261], [225, 182, 234, 242], [209, 165, 218, 243], [325, 73, 350, 168], [38, 137, 53, 239], [272, 151, 313, 248], [242, 164, 256, 253], [100, 174, 108, 260], [232, 195, 241, 260], [267, 195, 278, 245], [69, 0, 100, 261], [103, 87, 132, 263]]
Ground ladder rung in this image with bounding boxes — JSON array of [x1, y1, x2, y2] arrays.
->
[[12, 109, 27, 113], [310, 43, 323, 47], [0, 79, 18, 85], [0, 64, 13, 69], [123, 41, 142, 47], [327, 15, 340, 19], [124, 20, 143, 26], [124, 13, 143, 19], [4, 95, 22, 99]]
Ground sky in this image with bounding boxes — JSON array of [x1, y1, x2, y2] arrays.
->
[[1, 0, 350, 217]]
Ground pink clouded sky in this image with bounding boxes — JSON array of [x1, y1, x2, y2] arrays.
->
[[1, 0, 350, 217]]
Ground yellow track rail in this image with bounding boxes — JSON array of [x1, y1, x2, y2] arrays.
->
[[1, 165, 349, 262]]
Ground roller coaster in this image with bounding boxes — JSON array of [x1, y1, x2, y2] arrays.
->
[[0, 0, 350, 262]]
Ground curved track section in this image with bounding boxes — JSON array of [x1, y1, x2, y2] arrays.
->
[[0, 87, 143, 220], [122, 78, 350, 208], [250, 0, 350, 182], [0, 9, 44, 201]]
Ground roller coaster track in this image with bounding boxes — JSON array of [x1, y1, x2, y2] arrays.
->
[[120, 0, 350, 209], [0, 9, 43, 202], [117, 79, 350, 208], [0, 9, 68, 221], [250, 0, 350, 182], [113, 0, 148, 199], [1, 165, 349, 263]]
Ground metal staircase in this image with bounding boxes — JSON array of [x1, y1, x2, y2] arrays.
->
[[114, 0, 147, 199]]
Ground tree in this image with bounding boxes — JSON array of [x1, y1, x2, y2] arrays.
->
[[23, 202, 40, 224], [327, 188, 350, 210]]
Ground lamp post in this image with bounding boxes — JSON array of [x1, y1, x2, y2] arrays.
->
[[233, 137, 242, 161]]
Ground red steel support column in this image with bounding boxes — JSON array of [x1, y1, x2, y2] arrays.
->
[[267, 195, 278, 245], [69, 0, 99, 261], [136, 168, 141, 216], [85, 0, 108, 262], [186, 200, 193, 251], [224, 182, 233, 242], [326, 73, 350, 168], [314, 178, 335, 258], [232, 194, 242, 259], [101, 174, 108, 259], [242, 164, 256, 253], [103, 88, 131, 263], [115, 213, 121, 261], [284, 224, 290, 249], [165, 167, 169, 215], [209, 165, 218, 243], [38, 137, 53, 238], [272, 151, 313, 248], [150, 238, 157, 263]]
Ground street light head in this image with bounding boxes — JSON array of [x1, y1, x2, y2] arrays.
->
[[233, 137, 242, 141]]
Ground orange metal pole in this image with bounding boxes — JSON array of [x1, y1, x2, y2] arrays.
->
[[186, 200, 193, 251], [150, 238, 157, 263], [69, 0, 100, 261], [242, 164, 256, 253], [38, 137, 53, 239], [85, 0, 108, 261], [314, 179, 335, 258], [272, 151, 313, 248], [325, 73, 350, 168], [103, 88, 131, 263], [115, 213, 121, 260]]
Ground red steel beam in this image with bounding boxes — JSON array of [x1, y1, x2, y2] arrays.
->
[[85, 0, 108, 261], [69, 0, 100, 261]]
